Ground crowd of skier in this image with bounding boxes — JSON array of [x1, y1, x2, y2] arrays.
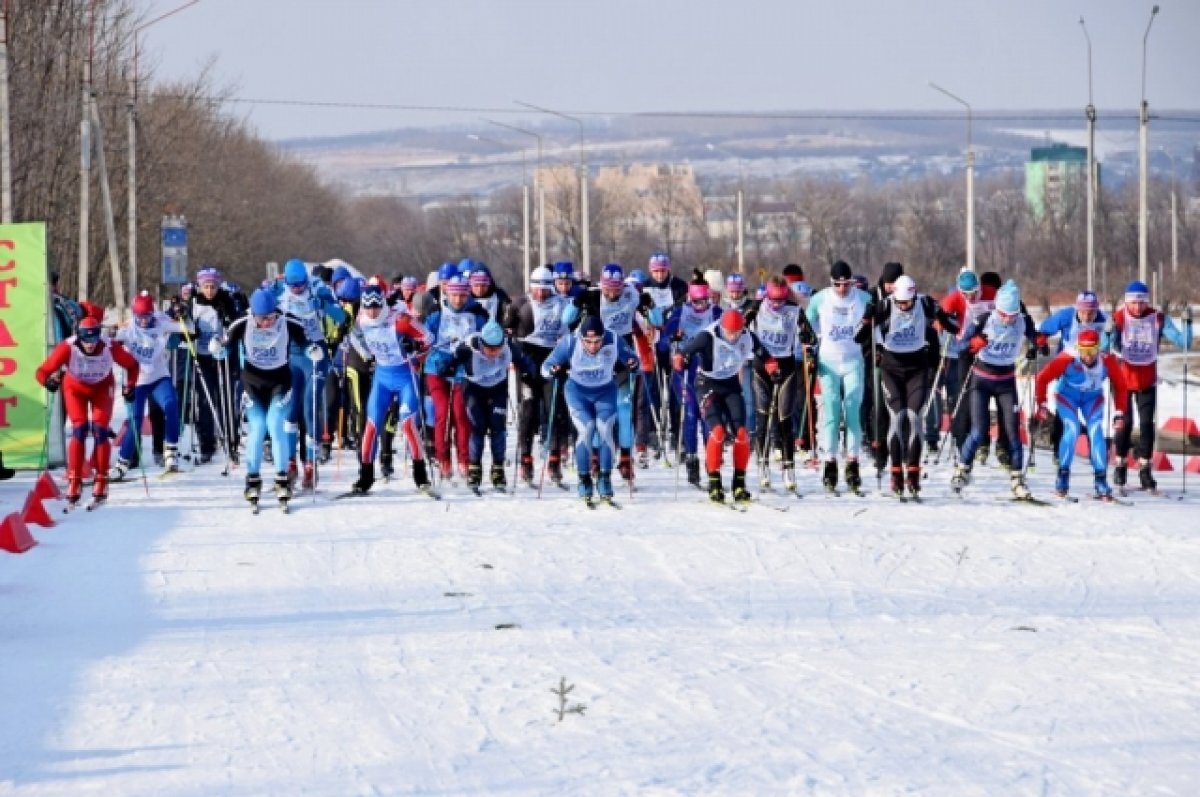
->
[[37, 253, 1194, 511]]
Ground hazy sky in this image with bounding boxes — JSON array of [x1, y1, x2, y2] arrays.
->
[[141, 0, 1200, 141]]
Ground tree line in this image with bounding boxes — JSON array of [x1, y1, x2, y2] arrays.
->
[[12, 1, 1196, 310]]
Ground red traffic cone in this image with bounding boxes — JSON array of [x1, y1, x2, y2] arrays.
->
[[1185, 456, 1200, 474], [0, 512, 37, 553], [21, 490, 56, 529], [1075, 435, 1090, 457], [33, 471, 64, 501], [1149, 450, 1174, 472]]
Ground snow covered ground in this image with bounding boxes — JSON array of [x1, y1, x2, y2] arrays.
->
[[3, 406, 1200, 796]]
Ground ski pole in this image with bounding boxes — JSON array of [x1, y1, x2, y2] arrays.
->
[[673, 366, 691, 502], [125, 395, 151, 498], [1184, 304, 1193, 496], [936, 366, 973, 465], [537, 375, 561, 498]]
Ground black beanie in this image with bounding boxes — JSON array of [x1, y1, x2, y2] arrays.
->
[[880, 262, 904, 287], [783, 264, 805, 282], [830, 261, 853, 282], [980, 271, 1002, 289]]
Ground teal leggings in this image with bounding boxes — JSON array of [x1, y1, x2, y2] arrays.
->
[[817, 356, 866, 460]]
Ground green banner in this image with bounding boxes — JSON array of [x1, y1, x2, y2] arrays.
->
[[0, 223, 49, 469]]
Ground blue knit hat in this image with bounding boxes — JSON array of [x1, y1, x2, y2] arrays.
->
[[957, 270, 980, 292], [995, 280, 1021, 314]]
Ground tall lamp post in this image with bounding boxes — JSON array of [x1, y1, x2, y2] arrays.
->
[[128, 0, 200, 300], [1138, 4, 1160, 285], [468, 133, 531, 290], [930, 82, 975, 272], [1079, 16, 1097, 292], [483, 117, 546, 272], [1161, 147, 1178, 278], [516, 101, 589, 277], [706, 143, 744, 273]]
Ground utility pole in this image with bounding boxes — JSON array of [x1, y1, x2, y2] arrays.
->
[[930, 82, 974, 272], [1080, 17, 1096, 291], [1138, 5, 1160, 285]]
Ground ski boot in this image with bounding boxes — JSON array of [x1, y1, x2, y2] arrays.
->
[[380, 454, 395, 481], [110, 458, 131, 482], [822, 460, 838, 493], [91, 476, 109, 505], [152, 450, 165, 468], [617, 449, 634, 482], [707, 471, 725, 503], [906, 465, 921, 498], [1137, 459, 1157, 491], [412, 459, 431, 490], [845, 459, 863, 493], [577, 472, 595, 502], [636, 445, 649, 469], [975, 445, 989, 467], [782, 464, 796, 493], [1094, 470, 1113, 499], [490, 464, 506, 491], [950, 462, 972, 493], [65, 472, 82, 511], [759, 459, 772, 490], [519, 455, 534, 484], [352, 463, 374, 495], [164, 445, 180, 473], [685, 455, 701, 487], [287, 458, 298, 489], [274, 473, 293, 505], [890, 467, 905, 498], [1055, 468, 1070, 498], [244, 474, 262, 503], [1010, 472, 1032, 500], [301, 460, 315, 491], [596, 470, 614, 499], [731, 470, 752, 503], [996, 447, 1013, 472], [548, 453, 563, 485], [263, 439, 273, 466], [200, 450, 215, 465], [467, 463, 483, 490], [319, 440, 333, 464], [458, 462, 471, 482], [1113, 461, 1128, 489]]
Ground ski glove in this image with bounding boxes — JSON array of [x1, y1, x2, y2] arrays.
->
[[1112, 412, 1125, 433], [671, 353, 685, 372], [306, 344, 325, 363], [968, 335, 988, 355], [44, 375, 61, 393], [1025, 346, 1038, 362], [211, 345, 227, 361], [122, 383, 135, 402], [1033, 403, 1049, 424]]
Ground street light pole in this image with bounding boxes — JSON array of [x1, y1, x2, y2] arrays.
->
[[930, 82, 974, 272], [468, 133, 530, 290], [484, 117, 546, 271], [1138, 4, 1160, 286], [128, 0, 200, 301], [1161, 148, 1178, 277], [79, 0, 97, 300], [1080, 17, 1097, 292], [516, 101, 588, 277]]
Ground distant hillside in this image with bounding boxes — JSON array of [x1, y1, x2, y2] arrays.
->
[[279, 110, 1200, 199]]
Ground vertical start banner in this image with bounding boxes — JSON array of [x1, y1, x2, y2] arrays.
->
[[0, 223, 49, 468]]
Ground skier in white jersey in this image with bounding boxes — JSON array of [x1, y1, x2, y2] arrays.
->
[[805, 260, 873, 495]]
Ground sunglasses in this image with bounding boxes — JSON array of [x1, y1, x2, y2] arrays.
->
[[1077, 343, 1100, 357], [254, 313, 279, 327]]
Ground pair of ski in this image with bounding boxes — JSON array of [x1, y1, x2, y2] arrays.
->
[[248, 497, 289, 515], [333, 485, 442, 501], [707, 496, 790, 513], [63, 497, 106, 513], [582, 495, 621, 510], [1054, 492, 1133, 506], [883, 490, 924, 504], [1117, 486, 1181, 501]]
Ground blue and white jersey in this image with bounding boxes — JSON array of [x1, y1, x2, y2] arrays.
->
[[464, 344, 511, 389], [276, 281, 346, 347], [600, 285, 641, 338], [750, 301, 801, 359], [880, 296, 927, 355], [697, 323, 755, 381], [521, 294, 569, 349], [542, 330, 635, 390], [116, 313, 189, 385], [191, 302, 223, 353], [807, 287, 871, 363], [1038, 307, 1109, 356], [1056, 356, 1111, 397], [975, 313, 1029, 368], [352, 307, 413, 369], [226, 315, 309, 375]]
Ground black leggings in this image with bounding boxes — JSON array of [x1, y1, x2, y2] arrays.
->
[[881, 366, 930, 468], [960, 375, 1022, 471], [1113, 385, 1157, 461], [753, 359, 797, 467]]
